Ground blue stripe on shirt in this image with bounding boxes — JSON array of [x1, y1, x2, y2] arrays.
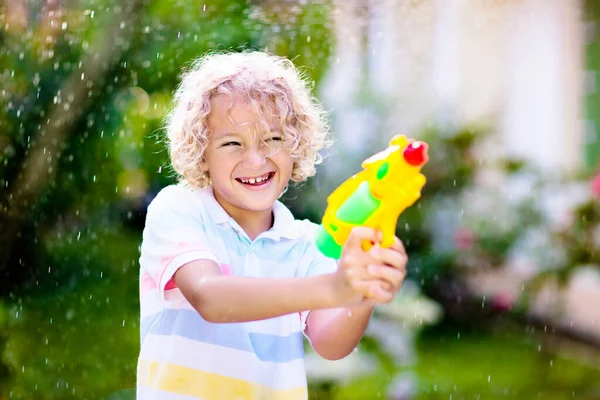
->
[[141, 309, 305, 363]]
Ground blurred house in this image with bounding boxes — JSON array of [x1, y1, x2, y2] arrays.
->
[[320, 0, 596, 175]]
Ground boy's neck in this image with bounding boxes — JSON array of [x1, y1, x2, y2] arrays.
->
[[234, 210, 274, 241], [212, 192, 274, 240]]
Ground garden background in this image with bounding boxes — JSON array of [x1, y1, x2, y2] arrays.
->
[[1, 0, 600, 399]]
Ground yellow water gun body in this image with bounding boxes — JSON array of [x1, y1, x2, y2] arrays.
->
[[315, 134, 429, 259]]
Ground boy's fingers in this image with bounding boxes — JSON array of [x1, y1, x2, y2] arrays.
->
[[364, 283, 395, 305], [370, 246, 408, 270], [391, 236, 407, 256], [367, 265, 406, 289], [345, 227, 378, 250]]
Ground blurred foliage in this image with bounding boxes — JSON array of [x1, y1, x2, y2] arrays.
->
[[0, 0, 333, 294], [0, 0, 333, 397]]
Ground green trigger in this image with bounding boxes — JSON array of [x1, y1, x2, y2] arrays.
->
[[376, 162, 389, 180]]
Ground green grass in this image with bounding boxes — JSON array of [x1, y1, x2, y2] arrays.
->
[[312, 323, 600, 400]]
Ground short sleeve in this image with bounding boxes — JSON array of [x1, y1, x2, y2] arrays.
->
[[139, 186, 219, 300]]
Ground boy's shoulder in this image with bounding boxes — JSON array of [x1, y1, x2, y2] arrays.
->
[[150, 183, 196, 204], [147, 183, 210, 216], [152, 182, 197, 200]]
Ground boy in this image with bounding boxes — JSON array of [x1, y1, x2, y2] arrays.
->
[[137, 51, 408, 399]]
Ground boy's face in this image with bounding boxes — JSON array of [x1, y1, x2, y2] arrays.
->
[[201, 94, 294, 220]]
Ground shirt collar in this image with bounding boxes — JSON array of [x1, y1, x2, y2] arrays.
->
[[195, 185, 304, 241]]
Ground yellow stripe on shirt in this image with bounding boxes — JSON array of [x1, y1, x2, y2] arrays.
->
[[138, 360, 308, 400]]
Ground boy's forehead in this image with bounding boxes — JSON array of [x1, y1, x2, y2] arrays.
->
[[209, 94, 279, 130]]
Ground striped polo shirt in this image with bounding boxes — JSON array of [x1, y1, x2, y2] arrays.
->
[[136, 184, 337, 400]]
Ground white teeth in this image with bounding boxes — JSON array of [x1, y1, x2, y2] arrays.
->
[[240, 173, 270, 184]]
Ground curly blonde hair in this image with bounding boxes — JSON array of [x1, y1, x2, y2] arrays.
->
[[164, 51, 332, 188]]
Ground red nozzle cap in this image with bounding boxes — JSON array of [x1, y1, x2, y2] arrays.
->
[[403, 141, 429, 166]]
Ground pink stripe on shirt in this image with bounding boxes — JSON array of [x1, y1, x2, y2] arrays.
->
[[154, 243, 218, 290], [142, 262, 233, 296]]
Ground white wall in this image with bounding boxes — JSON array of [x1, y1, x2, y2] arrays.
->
[[321, 0, 584, 173], [500, 0, 583, 174]]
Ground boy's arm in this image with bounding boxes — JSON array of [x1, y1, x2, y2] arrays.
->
[[173, 257, 378, 323], [305, 234, 408, 360], [304, 305, 376, 360]]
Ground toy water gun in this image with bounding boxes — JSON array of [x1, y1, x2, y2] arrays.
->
[[315, 134, 429, 259]]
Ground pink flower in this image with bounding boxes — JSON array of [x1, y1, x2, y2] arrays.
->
[[453, 228, 475, 250], [592, 174, 600, 198], [491, 291, 516, 313]]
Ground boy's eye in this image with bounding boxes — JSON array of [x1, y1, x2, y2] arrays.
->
[[222, 141, 241, 147], [267, 136, 282, 142]]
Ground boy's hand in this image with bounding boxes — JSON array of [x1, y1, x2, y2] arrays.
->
[[364, 235, 408, 304], [333, 227, 407, 306]]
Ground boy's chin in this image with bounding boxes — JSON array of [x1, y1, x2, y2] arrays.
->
[[241, 193, 280, 209]]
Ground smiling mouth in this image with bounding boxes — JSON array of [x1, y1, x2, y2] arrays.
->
[[235, 172, 275, 186]]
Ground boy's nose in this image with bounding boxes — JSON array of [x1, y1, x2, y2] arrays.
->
[[241, 147, 267, 169]]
